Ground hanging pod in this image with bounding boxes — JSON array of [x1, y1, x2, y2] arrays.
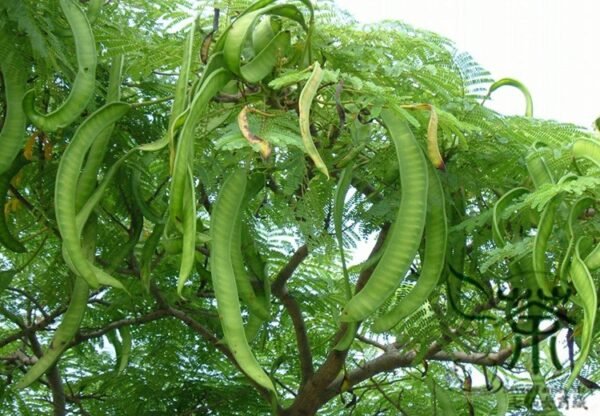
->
[[17, 276, 89, 388], [210, 168, 277, 396], [332, 163, 356, 351], [168, 68, 232, 227], [399, 103, 445, 170], [531, 195, 561, 297], [484, 78, 534, 117], [0, 33, 28, 175], [559, 197, 595, 285], [55, 103, 130, 289], [168, 69, 232, 295], [565, 238, 597, 389], [167, 20, 196, 165], [528, 144, 557, 297], [23, 0, 97, 132], [492, 187, 529, 248], [231, 212, 270, 321], [221, 2, 309, 83], [572, 137, 600, 169], [372, 163, 447, 332], [525, 144, 554, 189], [140, 222, 166, 292], [298, 62, 329, 178], [76, 54, 124, 209], [341, 109, 428, 322]]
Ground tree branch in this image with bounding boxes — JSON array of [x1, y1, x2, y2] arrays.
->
[[271, 245, 309, 294], [282, 227, 388, 416], [71, 309, 170, 346], [271, 244, 314, 387], [322, 321, 562, 404], [166, 306, 276, 403], [0, 306, 67, 349], [27, 332, 66, 416]]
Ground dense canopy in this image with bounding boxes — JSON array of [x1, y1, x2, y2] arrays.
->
[[1, 0, 599, 415]]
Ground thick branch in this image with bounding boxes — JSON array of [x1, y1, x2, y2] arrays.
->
[[271, 245, 309, 294], [322, 322, 562, 404], [282, 228, 388, 416], [271, 245, 313, 386]]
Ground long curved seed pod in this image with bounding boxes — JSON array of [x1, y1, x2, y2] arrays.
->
[[223, 4, 304, 82], [238, 106, 272, 159], [140, 222, 165, 292], [492, 187, 529, 248], [231, 210, 269, 320], [241, 220, 272, 320], [210, 169, 276, 396], [0, 155, 30, 252], [252, 15, 280, 53], [167, 20, 196, 167], [372, 163, 447, 332], [107, 176, 144, 273], [16, 276, 89, 388], [585, 243, 600, 271], [446, 189, 466, 316], [131, 167, 164, 224], [399, 103, 444, 169], [526, 147, 554, 189], [531, 195, 561, 297], [86, 0, 103, 24], [341, 109, 427, 322], [116, 326, 132, 375], [334, 163, 354, 300], [23, 0, 97, 132], [299, 62, 329, 178], [560, 197, 594, 285], [485, 78, 533, 117], [76, 54, 124, 209], [0, 35, 28, 175], [169, 68, 231, 227], [333, 322, 357, 351], [572, 137, 600, 169], [176, 168, 197, 297], [565, 239, 597, 389], [55, 102, 130, 288]]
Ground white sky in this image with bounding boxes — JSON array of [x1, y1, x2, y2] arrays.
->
[[334, 0, 600, 414], [334, 0, 600, 129]]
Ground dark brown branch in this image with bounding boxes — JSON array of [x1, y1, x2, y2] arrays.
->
[[271, 245, 309, 294], [321, 322, 561, 405], [270, 245, 314, 386], [281, 225, 389, 416], [72, 309, 170, 346], [356, 334, 387, 352], [0, 306, 67, 349], [27, 333, 66, 416]]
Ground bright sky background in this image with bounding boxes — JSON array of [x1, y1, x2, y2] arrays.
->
[[334, 0, 600, 129], [334, 0, 600, 414]]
